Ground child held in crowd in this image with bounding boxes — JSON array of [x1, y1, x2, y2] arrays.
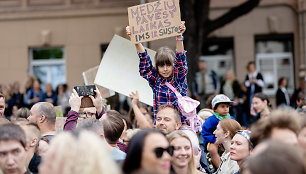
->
[[200, 94, 235, 172], [201, 94, 235, 147], [126, 21, 187, 123]]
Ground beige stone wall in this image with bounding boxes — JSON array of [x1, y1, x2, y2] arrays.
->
[[298, 0, 306, 79], [0, 8, 130, 88], [208, 2, 299, 83]]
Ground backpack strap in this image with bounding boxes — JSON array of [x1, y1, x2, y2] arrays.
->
[[165, 82, 182, 98]]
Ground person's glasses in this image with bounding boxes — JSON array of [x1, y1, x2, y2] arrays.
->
[[78, 112, 95, 118], [154, 146, 174, 158]]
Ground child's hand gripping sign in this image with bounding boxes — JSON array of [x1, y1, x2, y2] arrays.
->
[[128, 0, 182, 43]]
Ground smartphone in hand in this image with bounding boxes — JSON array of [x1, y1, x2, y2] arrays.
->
[[74, 85, 96, 96], [73, 85, 96, 108]]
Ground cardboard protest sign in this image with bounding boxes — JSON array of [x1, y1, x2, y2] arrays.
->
[[128, 0, 181, 43], [95, 35, 155, 106], [82, 66, 115, 98]]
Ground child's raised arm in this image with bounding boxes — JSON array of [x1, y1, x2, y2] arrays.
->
[[126, 26, 145, 53], [176, 21, 186, 53]]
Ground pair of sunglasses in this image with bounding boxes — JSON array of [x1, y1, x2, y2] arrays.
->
[[154, 146, 174, 158]]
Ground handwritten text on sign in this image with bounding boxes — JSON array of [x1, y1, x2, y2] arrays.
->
[[128, 0, 181, 43]]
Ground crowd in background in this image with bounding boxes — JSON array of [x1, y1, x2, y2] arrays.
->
[[0, 75, 71, 120], [0, 23, 305, 174], [0, 61, 304, 126], [0, 59, 304, 174]]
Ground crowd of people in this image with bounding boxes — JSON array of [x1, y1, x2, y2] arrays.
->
[[0, 76, 71, 119], [0, 21, 305, 174]]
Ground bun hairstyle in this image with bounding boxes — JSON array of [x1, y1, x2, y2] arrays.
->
[[154, 46, 175, 74], [253, 93, 272, 108]]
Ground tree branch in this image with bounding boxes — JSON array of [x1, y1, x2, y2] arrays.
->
[[206, 0, 261, 35]]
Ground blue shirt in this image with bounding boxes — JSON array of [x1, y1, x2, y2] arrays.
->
[[201, 115, 235, 150]]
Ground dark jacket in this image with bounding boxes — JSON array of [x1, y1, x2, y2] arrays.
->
[[220, 80, 241, 98], [276, 88, 290, 106]]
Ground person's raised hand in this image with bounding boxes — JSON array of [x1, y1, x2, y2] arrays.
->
[[179, 21, 186, 35], [69, 89, 83, 112], [129, 91, 139, 106], [250, 103, 257, 116], [126, 26, 132, 38], [89, 87, 104, 115]]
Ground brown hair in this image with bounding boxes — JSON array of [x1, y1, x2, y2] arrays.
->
[[0, 123, 26, 148], [206, 94, 216, 109], [250, 108, 301, 147], [246, 139, 306, 174], [157, 104, 181, 123], [40, 136, 49, 144], [154, 46, 175, 75], [15, 107, 31, 119], [278, 77, 287, 87], [102, 110, 124, 144], [219, 119, 242, 139], [253, 93, 272, 108], [128, 103, 149, 128], [246, 61, 256, 71]]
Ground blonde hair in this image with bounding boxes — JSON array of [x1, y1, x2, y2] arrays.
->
[[42, 131, 120, 174], [167, 130, 196, 174], [197, 109, 214, 122], [126, 128, 141, 141]]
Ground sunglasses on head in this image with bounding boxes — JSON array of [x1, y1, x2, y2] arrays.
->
[[236, 130, 254, 149], [154, 146, 174, 158]]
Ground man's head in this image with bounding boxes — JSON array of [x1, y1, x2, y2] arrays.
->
[[79, 107, 96, 119], [28, 102, 56, 128], [246, 61, 256, 73], [251, 108, 301, 147], [101, 110, 124, 145], [0, 94, 5, 117], [278, 77, 287, 87], [155, 104, 181, 134], [77, 118, 104, 137], [198, 60, 207, 73], [20, 123, 41, 151], [0, 124, 27, 174]]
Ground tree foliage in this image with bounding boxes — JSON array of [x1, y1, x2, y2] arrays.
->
[[179, 0, 261, 90]]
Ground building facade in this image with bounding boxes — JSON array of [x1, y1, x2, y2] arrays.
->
[[202, 0, 305, 96], [0, 0, 304, 97], [0, 0, 138, 89]]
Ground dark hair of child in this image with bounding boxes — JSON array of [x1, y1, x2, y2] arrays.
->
[[214, 102, 231, 110]]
